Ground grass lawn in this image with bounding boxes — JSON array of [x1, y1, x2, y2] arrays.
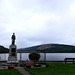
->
[[25, 62, 75, 75], [0, 69, 22, 75]]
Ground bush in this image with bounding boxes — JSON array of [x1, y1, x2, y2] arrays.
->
[[29, 51, 40, 62]]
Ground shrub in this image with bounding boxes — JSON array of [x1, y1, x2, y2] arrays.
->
[[29, 51, 40, 62]]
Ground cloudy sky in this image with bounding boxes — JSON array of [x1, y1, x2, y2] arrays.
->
[[0, 0, 75, 48]]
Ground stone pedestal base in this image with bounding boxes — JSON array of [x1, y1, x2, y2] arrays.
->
[[7, 44, 19, 64]]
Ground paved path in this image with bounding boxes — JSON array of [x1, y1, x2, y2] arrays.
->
[[15, 67, 31, 75]]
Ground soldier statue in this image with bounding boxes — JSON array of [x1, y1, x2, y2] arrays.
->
[[11, 33, 16, 45]]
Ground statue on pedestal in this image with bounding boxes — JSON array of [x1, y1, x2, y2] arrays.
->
[[7, 33, 18, 63], [11, 33, 16, 45]]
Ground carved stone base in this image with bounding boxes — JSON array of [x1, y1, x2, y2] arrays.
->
[[7, 44, 19, 63]]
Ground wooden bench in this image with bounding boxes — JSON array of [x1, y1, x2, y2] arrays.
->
[[64, 58, 75, 63]]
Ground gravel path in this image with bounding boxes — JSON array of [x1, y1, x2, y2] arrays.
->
[[15, 67, 31, 75]]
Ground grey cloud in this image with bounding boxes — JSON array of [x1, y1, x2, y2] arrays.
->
[[0, 0, 75, 48]]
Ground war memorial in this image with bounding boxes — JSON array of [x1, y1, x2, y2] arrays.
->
[[7, 33, 19, 63]]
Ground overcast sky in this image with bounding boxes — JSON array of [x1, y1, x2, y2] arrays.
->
[[0, 0, 75, 48]]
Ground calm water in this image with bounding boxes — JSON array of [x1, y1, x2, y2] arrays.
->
[[0, 53, 75, 61]]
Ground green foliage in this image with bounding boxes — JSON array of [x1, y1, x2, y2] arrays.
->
[[29, 51, 40, 62], [0, 45, 9, 53], [25, 62, 75, 75], [0, 69, 22, 75]]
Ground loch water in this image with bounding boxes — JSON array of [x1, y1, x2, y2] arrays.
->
[[0, 53, 75, 61]]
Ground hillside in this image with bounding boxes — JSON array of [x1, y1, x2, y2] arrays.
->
[[17, 44, 75, 53], [0, 45, 9, 53]]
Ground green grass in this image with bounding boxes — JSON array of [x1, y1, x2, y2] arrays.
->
[[25, 62, 75, 75], [0, 69, 22, 75]]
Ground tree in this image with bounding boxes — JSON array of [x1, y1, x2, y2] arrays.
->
[[29, 51, 40, 62]]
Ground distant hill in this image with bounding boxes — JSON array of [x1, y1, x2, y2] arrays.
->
[[17, 44, 75, 53], [0, 45, 9, 53]]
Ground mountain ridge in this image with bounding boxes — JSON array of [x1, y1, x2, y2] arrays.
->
[[0, 43, 75, 53], [17, 44, 75, 53], [0, 45, 9, 53]]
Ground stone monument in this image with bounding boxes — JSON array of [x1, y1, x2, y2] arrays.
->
[[7, 33, 19, 63]]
